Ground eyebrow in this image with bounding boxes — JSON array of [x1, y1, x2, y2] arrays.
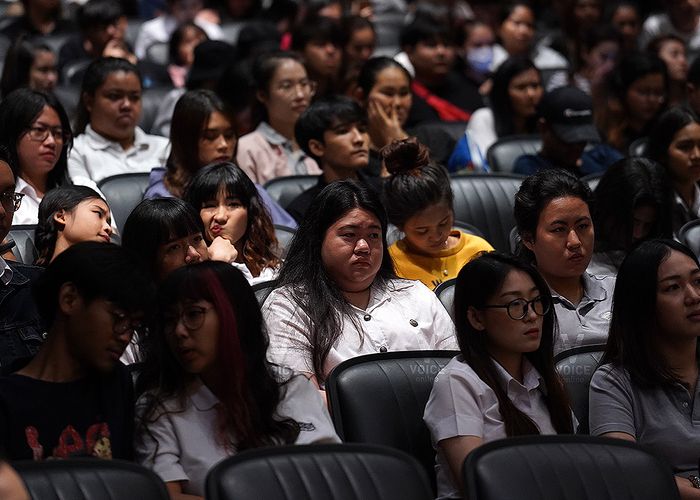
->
[[337, 224, 382, 231], [499, 286, 539, 298], [549, 216, 591, 226], [659, 268, 700, 282]]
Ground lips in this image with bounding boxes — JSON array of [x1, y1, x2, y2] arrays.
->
[[210, 225, 222, 236], [687, 310, 700, 321], [98, 233, 111, 243], [524, 328, 540, 337]]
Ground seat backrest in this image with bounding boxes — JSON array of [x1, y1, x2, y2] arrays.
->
[[273, 224, 295, 259], [326, 351, 458, 494], [464, 435, 680, 500], [263, 175, 318, 209], [434, 278, 456, 321], [7, 224, 37, 264], [486, 135, 541, 173], [679, 219, 700, 257], [450, 174, 525, 252], [554, 344, 605, 433], [53, 86, 81, 130], [206, 444, 433, 500], [628, 136, 649, 157], [97, 173, 151, 235], [139, 87, 172, 135], [144, 41, 169, 66], [15, 458, 169, 500]]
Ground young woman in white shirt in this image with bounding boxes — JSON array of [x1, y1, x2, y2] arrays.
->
[[424, 252, 574, 499], [263, 180, 457, 389], [0, 88, 72, 225], [185, 162, 280, 285], [135, 262, 339, 500], [69, 57, 169, 186]]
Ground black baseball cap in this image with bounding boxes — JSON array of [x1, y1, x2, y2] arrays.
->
[[538, 86, 600, 144]]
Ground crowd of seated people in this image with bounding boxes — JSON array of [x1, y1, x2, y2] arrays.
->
[[5, 1, 700, 499]]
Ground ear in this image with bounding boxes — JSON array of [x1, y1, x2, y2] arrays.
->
[[308, 138, 325, 159], [57, 282, 83, 316], [521, 231, 535, 252], [83, 92, 94, 114], [53, 209, 68, 228], [467, 306, 486, 331], [255, 89, 268, 105]]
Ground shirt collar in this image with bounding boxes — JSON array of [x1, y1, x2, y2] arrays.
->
[[0, 257, 12, 286], [674, 184, 700, 217], [15, 177, 40, 200], [492, 357, 546, 395], [550, 272, 608, 306], [84, 124, 151, 152], [189, 379, 219, 411], [256, 121, 290, 146]]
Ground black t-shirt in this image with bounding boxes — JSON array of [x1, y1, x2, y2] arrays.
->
[[0, 363, 134, 460]]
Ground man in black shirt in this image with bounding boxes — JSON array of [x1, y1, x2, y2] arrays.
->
[[0, 242, 155, 460]]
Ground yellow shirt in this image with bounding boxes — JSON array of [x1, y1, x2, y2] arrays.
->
[[389, 230, 494, 290]]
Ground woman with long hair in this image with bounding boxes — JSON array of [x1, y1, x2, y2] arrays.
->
[[263, 180, 456, 389], [590, 157, 674, 275], [34, 185, 112, 266], [648, 106, 700, 234], [450, 57, 543, 172], [0, 37, 57, 98], [514, 169, 615, 354], [185, 162, 280, 284], [135, 262, 339, 500], [0, 88, 72, 225], [425, 252, 574, 497], [590, 239, 700, 500]]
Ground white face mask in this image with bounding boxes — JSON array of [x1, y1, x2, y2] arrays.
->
[[467, 45, 493, 74]]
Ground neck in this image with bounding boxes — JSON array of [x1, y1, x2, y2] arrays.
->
[[267, 116, 296, 143], [94, 126, 135, 150], [656, 336, 698, 386], [343, 287, 371, 309], [543, 272, 584, 305], [322, 164, 360, 183], [513, 115, 528, 134], [492, 351, 524, 384], [17, 326, 85, 382], [21, 172, 48, 197], [51, 236, 70, 263]]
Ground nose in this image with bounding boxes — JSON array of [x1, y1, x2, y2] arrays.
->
[[103, 220, 112, 235], [173, 317, 190, 339], [214, 204, 228, 221], [355, 237, 370, 254], [686, 282, 700, 304], [567, 229, 582, 249], [185, 244, 202, 264], [44, 131, 57, 147], [351, 127, 364, 144]]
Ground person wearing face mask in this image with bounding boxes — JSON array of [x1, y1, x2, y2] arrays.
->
[[460, 20, 495, 95], [513, 86, 622, 177]]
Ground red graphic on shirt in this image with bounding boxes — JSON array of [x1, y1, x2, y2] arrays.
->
[[24, 423, 113, 460]]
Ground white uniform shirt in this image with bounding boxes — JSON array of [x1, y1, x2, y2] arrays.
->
[[231, 262, 278, 286], [135, 374, 340, 496], [424, 356, 556, 499], [134, 15, 224, 59], [464, 107, 497, 172], [68, 125, 170, 185], [12, 177, 42, 226], [263, 279, 458, 381]]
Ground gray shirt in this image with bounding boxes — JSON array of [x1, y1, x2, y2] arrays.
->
[[551, 273, 615, 355], [590, 363, 700, 475]]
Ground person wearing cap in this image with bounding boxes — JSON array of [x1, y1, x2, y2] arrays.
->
[[513, 86, 622, 177], [152, 40, 235, 138]]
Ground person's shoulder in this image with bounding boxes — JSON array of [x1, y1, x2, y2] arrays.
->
[[592, 362, 627, 383], [513, 154, 543, 174], [433, 355, 482, 387], [468, 107, 494, 125]]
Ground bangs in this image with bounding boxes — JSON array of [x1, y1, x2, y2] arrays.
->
[[186, 162, 257, 209], [156, 204, 203, 243], [159, 265, 215, 311]]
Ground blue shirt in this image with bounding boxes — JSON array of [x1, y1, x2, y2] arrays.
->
[[513, 144, 623, 177]]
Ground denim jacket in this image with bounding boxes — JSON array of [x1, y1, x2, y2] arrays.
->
[[0, 261, 44, 371]]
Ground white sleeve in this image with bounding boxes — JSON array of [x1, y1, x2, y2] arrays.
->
[[465, 109, 497, 166], [424, 361, 487, 444], [67, 140, 91, 183], [279, 375, 341, 444], [134, 399, 189, 484], [263, 289, 316, 374]]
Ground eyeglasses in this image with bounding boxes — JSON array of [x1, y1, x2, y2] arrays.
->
[[275, 79, 317, 96], [481, 296, 550, 321], [163, 305, 212, 334], [25, 126, 70, 143], [110, 310, 147, 337], [0, 191, 24, 211]]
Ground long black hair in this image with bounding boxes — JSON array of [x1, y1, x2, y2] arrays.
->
[[602, 239, 700, 387], [34, 185, 106, 266], [455, 252, 574, 436], [0, 88, 72, 190], [275, 180, 396, 380], [136, 262, 299, 454], [490, 57, 541, 137]]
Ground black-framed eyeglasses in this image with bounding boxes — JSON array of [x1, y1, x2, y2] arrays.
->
[[0, 191, 24, 211], [110, 310, 147, 337], [163, 305, 211, 334], [25, 126, 71, 143], [481, 297, 550, 321]]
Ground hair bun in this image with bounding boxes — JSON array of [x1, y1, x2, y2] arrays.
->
[[381, 137, 431, 175]]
